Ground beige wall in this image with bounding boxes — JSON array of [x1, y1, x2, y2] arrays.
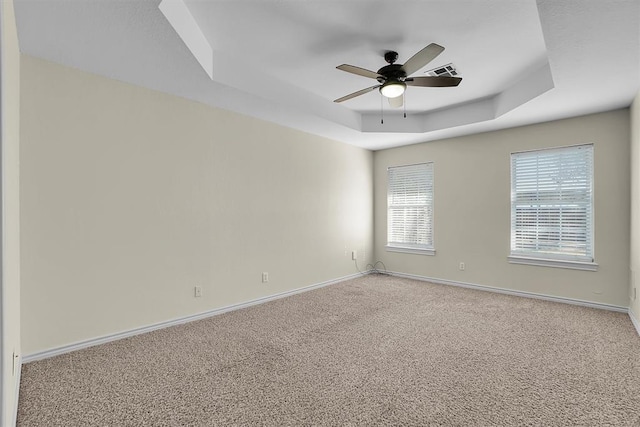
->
[[20, 56, 373, 356], [631, 92, 640, 321], [1, 0, 22, 424], [374, 110, 630, 307], [17, 51, 637, 360]]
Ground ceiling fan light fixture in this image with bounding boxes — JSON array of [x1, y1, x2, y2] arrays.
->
[[380, 80, 406, 98], [334, 43, 460, 104]]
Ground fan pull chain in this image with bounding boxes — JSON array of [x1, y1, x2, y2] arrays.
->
[[404, 94, 407, 118], [380, 94, 384, 124]]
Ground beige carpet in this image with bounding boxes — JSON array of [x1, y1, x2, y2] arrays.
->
[[17, 275, 640, 426]]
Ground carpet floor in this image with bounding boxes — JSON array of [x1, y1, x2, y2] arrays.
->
[[17, 275, 640, 426]]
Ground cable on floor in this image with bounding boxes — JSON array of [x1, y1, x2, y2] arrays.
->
[[355, 258, 388, 275]]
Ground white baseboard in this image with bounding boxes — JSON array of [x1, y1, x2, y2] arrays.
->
[[23, 272, 366, 363], [388, 271, 629, 313], [23, 270, 633, 364], [630, 309, 640, 337], [12, 354, 21, 427]]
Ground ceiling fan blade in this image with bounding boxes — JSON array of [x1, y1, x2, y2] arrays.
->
[[388, 94, 404, 108], [334, 85, 380, 103], [401, 43, 445, 76], [336, 64, 381, 80], [405, 76, 462, 87]]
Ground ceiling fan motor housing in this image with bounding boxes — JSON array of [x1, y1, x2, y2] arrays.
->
[[376, 64, 407, 84]]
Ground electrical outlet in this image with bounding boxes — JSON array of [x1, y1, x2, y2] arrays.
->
[[352, 250, 357, 260], [459, 262, 465, 271], [194, 286, 202, 297], [262, 272, 269, 283]]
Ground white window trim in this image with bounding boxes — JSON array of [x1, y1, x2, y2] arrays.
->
[[508, 255, 598, 271], [509, 144, 595, 270], [386, 245, 436, 256], [386, 162, 435, 254]]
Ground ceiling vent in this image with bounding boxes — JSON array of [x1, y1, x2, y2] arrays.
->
[[425, 63, 459, 77]]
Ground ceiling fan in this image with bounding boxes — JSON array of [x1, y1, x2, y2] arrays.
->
[[334, 43, 462, 108]]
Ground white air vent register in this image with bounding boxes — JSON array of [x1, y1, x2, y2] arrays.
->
[[425, 63, 459, 77]]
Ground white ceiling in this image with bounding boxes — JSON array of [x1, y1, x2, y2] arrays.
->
[[14, 0, 640, 150]]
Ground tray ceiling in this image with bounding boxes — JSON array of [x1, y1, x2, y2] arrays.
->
[[14, 0, 640, 150]]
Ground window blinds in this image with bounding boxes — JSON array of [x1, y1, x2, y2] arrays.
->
[[387, 163, 434, 250], [510, 144, 594, 262]]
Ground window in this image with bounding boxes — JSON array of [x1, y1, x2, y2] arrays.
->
[[509, 144, 596, 270], [387, 163, 434, 255]]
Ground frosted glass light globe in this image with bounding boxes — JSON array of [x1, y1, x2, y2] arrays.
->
[[380, 81, 406, 98]]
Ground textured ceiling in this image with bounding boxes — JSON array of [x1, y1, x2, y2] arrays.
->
[[14, 0, 640, 150]]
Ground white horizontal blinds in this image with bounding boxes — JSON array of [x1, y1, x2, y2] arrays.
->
[[511, 144, 594, 262], [387, 163, 434, 249]]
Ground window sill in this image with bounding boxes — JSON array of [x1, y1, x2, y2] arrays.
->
[[386, 246, 435, 256], [508, 255, 598, 271]]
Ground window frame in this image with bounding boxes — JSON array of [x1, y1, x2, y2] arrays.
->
[[508, 144, 597, 271], [386, 162, 435, 256]]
